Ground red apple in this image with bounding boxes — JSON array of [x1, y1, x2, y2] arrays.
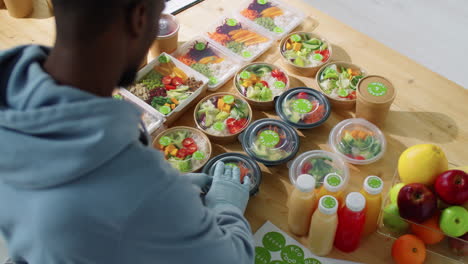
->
[[449, 232, 468, 256], [435, 170, 468, 205], [398, 183, 437, 224]]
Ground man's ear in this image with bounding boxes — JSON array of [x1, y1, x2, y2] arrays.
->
[[128, 1, 149, 38]]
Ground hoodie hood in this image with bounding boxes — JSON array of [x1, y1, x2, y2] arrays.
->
[[0, 45, 143, 189]]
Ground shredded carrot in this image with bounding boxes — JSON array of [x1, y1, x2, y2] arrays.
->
[[177, 55, 196, 66], [208, 32, 231, 45], [241, 9, 259, 20]]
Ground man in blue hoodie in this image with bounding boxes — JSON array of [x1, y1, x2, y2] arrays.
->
[[0, 0, 254, 263]]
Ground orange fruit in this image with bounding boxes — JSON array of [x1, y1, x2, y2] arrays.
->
[[392, 234, 426, 264], [411, 215, 445, 245]]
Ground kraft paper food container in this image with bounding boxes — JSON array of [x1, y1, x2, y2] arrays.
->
[[153, 126, 212, 173], [194, 92, 253, 144], [202, 153, 262, 196], [288, 150, 350, 189], [316, 62, 367, 111], [378, 167, 467, 263], [172, 35, 242, 91], [356, 75, 396, 128], [4, 0, 33, 18], [150, 13, 180, 57], [236, 0, 306, 40], [279, 31, 333, 77], [329, 118, 387, 165], [120, 53, 209, 127], [239, 118, 300, 166], [205, 14, 274, 63], [234, 62, 290, 110]]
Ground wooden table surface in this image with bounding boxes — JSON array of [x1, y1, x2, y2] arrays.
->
[[1, 0, 467, 263]]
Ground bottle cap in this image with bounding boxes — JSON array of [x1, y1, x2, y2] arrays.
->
[[363, 176, 384, 195], [319, 195, 339, 215], [345, 192, 366, 212], [323, 173, 345, 192], [295, 174, 316, 193]]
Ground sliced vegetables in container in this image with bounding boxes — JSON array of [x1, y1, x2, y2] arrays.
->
[[120, 53, 208, 125], [288, 150, 349, 189], [202, 153, 262, 196], [329, 118, 386, 165], [194, 93, 252, 143], [238, 0, 306, 39], [234, 62, 290, 109], [206, 16, 273, 62], [173, 36, 242, 91], [240, 118, 299, 166], [153, 126, 212, 173], [276, 87, 331, 129]]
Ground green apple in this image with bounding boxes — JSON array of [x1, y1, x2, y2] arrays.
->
[[440, 206, 468, 237], [383, 203, 409, 233], [390, 183, 405, 204]]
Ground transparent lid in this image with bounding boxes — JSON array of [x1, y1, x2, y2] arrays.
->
[[363, 175, 384, 195], [276, 87, 331, 129], [323, 173, 345, 193], [319, 195, 339, 215], [242, 119, 299, 164], [158, 13, 179, 37], [295, 174, 316, 193], [329, 118, 387, 165], [345, 192, 366, 212], [288, 150, 349, 189], [202, 153, 262, 196]]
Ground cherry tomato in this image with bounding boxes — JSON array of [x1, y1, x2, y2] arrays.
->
[[165, 85, 177, 91], [260, 81, 270, 88], [271, 69, 284, 78], [355, 155, 366, 160], [162, 76, 173, 85], [277, 76, 288, 84], [321, 49, 330, 62], [297, 92, 309, 99], [228, 126, 243, 134], [301, 162, 312, 174], [187, 144, 198, 155], [236, 118, 248, 128], [182, 138, 195, 148], [171, 76, 184, 86], [177, 148, 189, 159], [226, 118, 237, 127]]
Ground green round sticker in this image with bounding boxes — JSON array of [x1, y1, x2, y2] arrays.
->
[[257, 0, 268, 5], [262, 232, 286, 252], [367, 82, 388, 96], [304, 258, 322, 264], [281, 245, 305, 264], [209, 77, 219, 85], [312, 53, 323, 61], [195, 42, 206, 51], [290, 34, 302, 42], [159, 136, 172, 146], [321, 196, 337, 209], [255, 247, 271, 264], [242, 51, 253, 58], [368, 176, 383, 189], [223, 95, 235, 104], [259, 130, 280, 148], [292, 99, 313, 114], [273, 27, 284, 33], [271, 261, 286, 264], [159, 105, 172, 115], [337, 88, 349, 97], [193, 151, 205, 161], [213, 122, 226, 131], [274, 81, 286, 89], [158, 54, 171, 63], [240, 71, 251, 79], [227, 18, 238, 26], [326, 174, 342, 187]]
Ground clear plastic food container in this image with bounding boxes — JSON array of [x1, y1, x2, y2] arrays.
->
[[288, 150, 350, 189], [205, 15, 273, 62], [329, 118, 387, 165], [194, 93, 253, 143], [275, 87, 331, 129], [120, 53, 209, 126], [202, 153, 262, 196], [153, 126, 212, 173], [237, 0, 306, 40], [234, 62, 290, 110], [172, 36, 242, 91], [239, 118, 299, 166]]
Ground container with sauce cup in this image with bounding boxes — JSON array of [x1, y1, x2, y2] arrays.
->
[[150, 13, 180, 58]]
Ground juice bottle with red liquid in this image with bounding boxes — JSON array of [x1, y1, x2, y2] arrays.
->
[[334, 192, 366, 252]]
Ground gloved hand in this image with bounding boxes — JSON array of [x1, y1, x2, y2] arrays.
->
[[205, 162, 251, 214], [185, 173, 212, 189]]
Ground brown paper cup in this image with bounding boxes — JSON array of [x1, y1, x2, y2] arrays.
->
[[149, 14, 180, 58], [0, 1, 6, 9], [356, 75, 396, 128], [4, 0, 33, 18]]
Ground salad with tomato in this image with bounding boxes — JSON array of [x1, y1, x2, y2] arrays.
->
[[336, 129, 383, 161], [235, 63, 288, 102], [279, 90, 329, 126], [196, 94, 251, 137], [281, 33, 330, 67], [318, 64, 365, 100], [157, 128, 210, 173]]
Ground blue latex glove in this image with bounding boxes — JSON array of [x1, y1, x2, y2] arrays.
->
[[185, 173, 212, 189], [205, 162, 251, 214]]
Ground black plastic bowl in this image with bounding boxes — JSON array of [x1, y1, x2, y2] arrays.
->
[[239, 118, 300, 166], [202, 153, 262, 196], [275, 87, 331, 129]]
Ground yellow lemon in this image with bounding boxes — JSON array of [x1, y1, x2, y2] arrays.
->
[[398, 144, 448, 185]]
